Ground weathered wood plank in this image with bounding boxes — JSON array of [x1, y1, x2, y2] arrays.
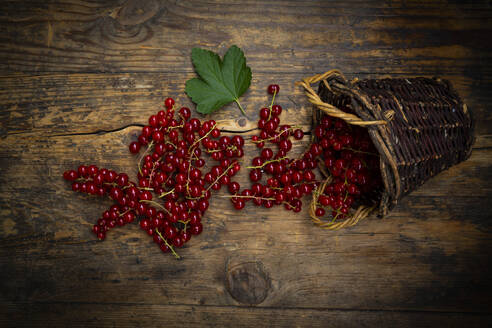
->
[[1, 72, 490, 137], [2, 302, 491, 328], [0, 0, 491, 74]]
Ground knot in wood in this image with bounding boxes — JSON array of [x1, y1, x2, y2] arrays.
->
[[116, 0, 160, 26], [225, 261, 271, 305]]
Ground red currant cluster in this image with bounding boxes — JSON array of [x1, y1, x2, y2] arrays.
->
[[226, 85, 320, 212], [63, 98, 245, 258], [312, 115, 382, 221], [224, 84, 382, 223]]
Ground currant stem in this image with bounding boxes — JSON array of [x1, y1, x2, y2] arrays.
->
[[158, 188, 175, 198], [220, 195, 275, 201], [251, 126, 300, 143], [205, 162, 236, 193], [155, 229, 180, 259], [246, 156, 287, 169], [268, 89, 277, 121], [342, 147, 378, 156], [138, 141, 154, 175], [139, 199, 171, 215], [190, 123, 218, 152], [206, 145, 237, 153]]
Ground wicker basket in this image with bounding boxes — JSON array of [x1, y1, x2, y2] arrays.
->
[[298, 70, 475, 229]]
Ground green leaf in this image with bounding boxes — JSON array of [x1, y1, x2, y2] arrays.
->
[[185, 45, 251, 115]]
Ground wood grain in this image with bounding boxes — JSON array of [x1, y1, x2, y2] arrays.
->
[[2, 302, 491, 328], [1, 72, 491, 137], [1, 0, 492, 327]]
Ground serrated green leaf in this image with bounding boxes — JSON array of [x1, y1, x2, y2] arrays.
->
[[185, 45, 251, 115]]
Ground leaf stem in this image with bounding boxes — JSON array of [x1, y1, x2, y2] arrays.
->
[[235, 99, 246, 116]]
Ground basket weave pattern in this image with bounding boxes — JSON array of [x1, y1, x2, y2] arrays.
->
[[300, 70, 474, 228]]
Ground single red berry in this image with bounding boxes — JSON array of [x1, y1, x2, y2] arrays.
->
[[233, 199, 245, 210], [260, 108, 270, 120], [149, 115, 159, 128], [232, 135, 244, 147], [211, 128, 220, 138], [78, 165, 88, 178], [190, 223, 203, 235], [97, 231, 106, 240], [173, 236, 184, 248], [272, 104, 282, 116], [179, 107, 191, 120], [63, 170, 79, 181], [164, 97, 175, 109], [267, 84, 280, 95], [228, 181, 240, 194], [261, 148, 273, 160], [315, 207, 326, 217], [249, 169, 262, 182]]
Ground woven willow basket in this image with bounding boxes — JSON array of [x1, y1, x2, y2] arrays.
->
[[298, 70, 474, 230]]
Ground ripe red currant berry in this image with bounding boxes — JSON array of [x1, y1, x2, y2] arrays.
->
[[293, 129, 304, 140], [261, 148, 273, 160], [348, 184, 359, 195], [267, 84, 280, 95], [315, 207, 326, 217], [148, 115, 159, 128], [257, 119, 266, 130], [314, 125, 325, 138], [141, 125, 152, 137], [179, 107, 191, 120], [249, 169, 262, 182], [164, 226, 177, 240], [92, 224, 100, 234], [181, 231, 191, 243], [260, 108, 270, 120], [304, 170, 315, 182], [71, 182, 80, 192], [252, 156, 264, 167], [233, 199, 245, 210], [116, 173, 129, 187], [321, 116, 332, 128], [228, 181, 240, 194], [97, 231, 106, 240], [319, 195, 330, 206], [272, 104, 282, 116], [334, 159, 347, 170], [152, 130, 164, 143], [211, 128, 220, 138], [78, 165, 88, 178], [173, 236, 184, 248], [351, 158, 363, 171], [232, 135, 244, 147], [124, 212, 135, 223], [159, 242, 170, 253], [129, 141, 140, 154], [197, 199, 209, 212], [139, 218, 150, 231], [164, 97, 175, 109], [191, 223, 203, 235], [139, 190, 152, 201], [63, 170, 79, 181]]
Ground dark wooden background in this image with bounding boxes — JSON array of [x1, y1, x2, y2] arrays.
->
[[1, 0, 491, 327]]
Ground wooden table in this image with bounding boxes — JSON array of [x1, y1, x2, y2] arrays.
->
[[1, 1, 491, 327]]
